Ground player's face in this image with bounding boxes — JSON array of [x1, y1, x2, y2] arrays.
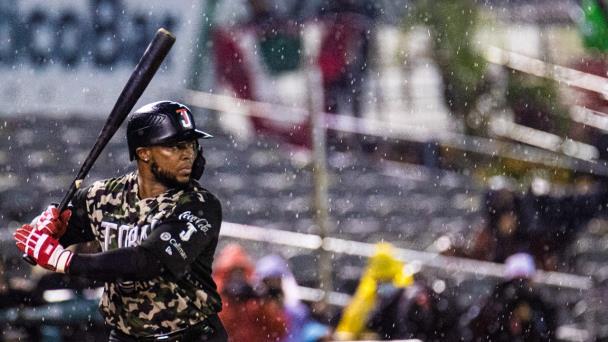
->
[[148, 139, 197, 188]]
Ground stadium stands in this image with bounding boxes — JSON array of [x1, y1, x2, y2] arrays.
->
[[0, 114, 604, 337]]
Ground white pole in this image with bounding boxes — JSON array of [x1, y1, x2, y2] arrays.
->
[[306, 49, 333, 300]]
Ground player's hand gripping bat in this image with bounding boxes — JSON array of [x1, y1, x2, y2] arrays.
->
[[23, 28, 176, 265]]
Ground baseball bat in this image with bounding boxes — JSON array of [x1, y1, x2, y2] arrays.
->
[[23, 28, 176, 265]]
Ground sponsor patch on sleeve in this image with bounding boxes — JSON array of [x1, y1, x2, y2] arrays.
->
[[177, 211, 212, 241]]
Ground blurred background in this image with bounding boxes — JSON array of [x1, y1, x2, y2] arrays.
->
[[3, 0, 608, 341]]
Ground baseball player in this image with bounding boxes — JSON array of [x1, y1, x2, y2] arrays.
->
[[14, 101, 227, 341]]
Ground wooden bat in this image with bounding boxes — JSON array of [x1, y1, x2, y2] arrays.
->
[[23, 28, 176, 265]]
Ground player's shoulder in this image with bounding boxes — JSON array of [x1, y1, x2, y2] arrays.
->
[[85, 172, 136, 198], [178, 183, 221, 208], [172, 185, 222, 224]]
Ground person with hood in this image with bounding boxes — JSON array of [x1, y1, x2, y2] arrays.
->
[[334, 243, 414, 340], [469, 252, 557, 341], [214, 244, 288, 341], [255, 254, 316, 342]]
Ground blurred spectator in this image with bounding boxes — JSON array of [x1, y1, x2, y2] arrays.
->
[[468, 253, 557, 341], [366, 276, 460, 341], [537, 176, 606, 270], [334, 243, 413, 340], [300, 321, 332, 342], [214, 244, 288, 342], [470, 185, 530, 263], [492, 210, 529, 263], [255, 254, 321, 342], [318, 0, 377, 117], [466, 175, 608, 273], [318, 0, 378, 150]]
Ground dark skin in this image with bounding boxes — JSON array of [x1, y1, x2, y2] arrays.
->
[[135, 139, 197, 199]]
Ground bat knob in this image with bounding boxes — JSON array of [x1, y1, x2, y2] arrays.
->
[[22, 254, 37, 266]]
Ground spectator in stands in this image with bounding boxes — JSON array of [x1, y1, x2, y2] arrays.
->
[[468, 253, 557, 341], [318, 0, 377, 117], [470, 182, 531, 263], [214, 244, 288, 342], [300, 321, 333, 342], [366, 276, 460, 341], [334, 243, 413, 340], [525, 175, 605, 271], [492, 210, 530, 262], [255, 254, 319, 342], [318, 0, 378, 150]]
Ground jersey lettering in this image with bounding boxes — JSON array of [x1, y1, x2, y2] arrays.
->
[[101, 221, 117, 252], [178, 211, 211, 233], [100, 220, 150, 251], [169, 238, 188, 259], [179, 222, 197, 241]]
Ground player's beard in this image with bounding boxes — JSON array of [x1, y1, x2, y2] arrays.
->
[[150, 161, 190, 190]]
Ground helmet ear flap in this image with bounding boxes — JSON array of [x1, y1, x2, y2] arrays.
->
[[191, 145, 206, 180]]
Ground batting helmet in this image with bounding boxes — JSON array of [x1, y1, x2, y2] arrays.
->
[[126, 100, 212, 161]]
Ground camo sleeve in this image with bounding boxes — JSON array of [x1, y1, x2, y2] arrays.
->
[[60, 186, 95, 247], [139, 194, 221, 278]]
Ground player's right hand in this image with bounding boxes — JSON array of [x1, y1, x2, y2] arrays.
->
[[30, 205, 72, 238], [14, 224, 73, 273]]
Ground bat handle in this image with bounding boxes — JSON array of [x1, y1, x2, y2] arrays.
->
[[21, 202, 71, 266]]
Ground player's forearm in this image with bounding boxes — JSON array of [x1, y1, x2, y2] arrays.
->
[[59, 226, 93, 247], [68, 247, 163, 281]]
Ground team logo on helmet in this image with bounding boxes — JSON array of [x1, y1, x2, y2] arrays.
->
[[126, 101, 212, 161], [176, 108, 193, 129]]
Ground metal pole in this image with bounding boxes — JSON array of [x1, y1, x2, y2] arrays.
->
[[585, 277, 599, 341], [306, 48, 333, 301]]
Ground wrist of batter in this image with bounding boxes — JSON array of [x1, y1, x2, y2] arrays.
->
[[49, 248, 74, 273]]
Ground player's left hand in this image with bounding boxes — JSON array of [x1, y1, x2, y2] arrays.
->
[[14, 224, 73, 273], [30, 205, 72, 238]]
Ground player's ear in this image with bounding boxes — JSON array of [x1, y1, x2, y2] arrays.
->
[[136, 147, 151, 162]]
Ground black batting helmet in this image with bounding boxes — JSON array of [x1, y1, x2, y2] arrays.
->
[[126, 101, 212, 161]]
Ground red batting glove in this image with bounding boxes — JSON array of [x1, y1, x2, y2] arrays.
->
[[14, 224, 73, 273], [31, 205, 72, 238]]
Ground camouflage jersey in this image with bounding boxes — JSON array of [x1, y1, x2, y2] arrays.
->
[[62, 171, 223, 337]]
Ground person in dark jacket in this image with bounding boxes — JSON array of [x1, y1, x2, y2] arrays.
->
[[469, 253, 557, 341]]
